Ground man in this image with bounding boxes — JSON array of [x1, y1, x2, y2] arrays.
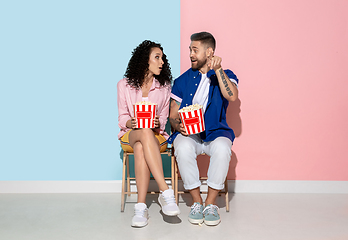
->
[[168, 32, 239, 226]]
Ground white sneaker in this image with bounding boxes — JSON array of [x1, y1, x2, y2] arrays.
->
[[131, 203, 149, 227], [158, 189, 180, 216]]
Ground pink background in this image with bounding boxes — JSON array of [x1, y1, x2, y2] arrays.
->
[[180, 0, 348, 180]]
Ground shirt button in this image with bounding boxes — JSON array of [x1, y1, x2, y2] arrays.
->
[[194, 76, 196, 78], [195, 84, 197, 86], [190, 93, 192, 96]]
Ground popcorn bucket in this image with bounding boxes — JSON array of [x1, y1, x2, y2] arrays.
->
[[179, 107, 205, 135], [133, 104, 157, 128]]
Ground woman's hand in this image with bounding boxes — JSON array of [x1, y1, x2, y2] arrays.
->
[[126, 117, 137, 129], [154, 115, 160, 128]]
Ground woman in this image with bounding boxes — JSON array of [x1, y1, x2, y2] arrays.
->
[[117, 40, 180, 227]]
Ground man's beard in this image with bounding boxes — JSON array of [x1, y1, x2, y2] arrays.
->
[[191, 57, 207, 70]]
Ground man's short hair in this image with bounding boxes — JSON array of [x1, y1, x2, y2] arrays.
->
[[190, 32, 216, 51]]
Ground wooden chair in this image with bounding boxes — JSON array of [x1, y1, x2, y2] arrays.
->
[[173, 153, 230, 212], [120, 147, 175, 212]]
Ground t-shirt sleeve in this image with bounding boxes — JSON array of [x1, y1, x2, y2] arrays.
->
[[170, 78, 183, 103], [225, 69, 239, 88]]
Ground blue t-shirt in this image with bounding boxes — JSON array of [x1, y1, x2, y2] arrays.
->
[[168, 68, 239, 143]]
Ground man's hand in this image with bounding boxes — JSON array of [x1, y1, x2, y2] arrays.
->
[[208, 54, 238, 102], [169, 99, 188, 136], [169, 115, 188, 136], [208, 55, 222, 71], [178, 123, 188, 136]]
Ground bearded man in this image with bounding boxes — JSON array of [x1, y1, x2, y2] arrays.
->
[[168, 31, 239, 226]]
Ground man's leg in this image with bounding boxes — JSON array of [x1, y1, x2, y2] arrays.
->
[[205, 188, 220, 206], [189, 188, 203, 205], [174, 134, 205, 224], [173, 134, 202, 203], [204, 137, 232, 205], [201, 137, 232, 226]]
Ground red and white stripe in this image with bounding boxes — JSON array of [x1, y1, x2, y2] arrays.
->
[[179, 108, 205, 135], [133, 104, 157, 128]]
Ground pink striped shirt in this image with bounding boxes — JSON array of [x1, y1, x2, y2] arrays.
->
[[117, 78, 171, 140]]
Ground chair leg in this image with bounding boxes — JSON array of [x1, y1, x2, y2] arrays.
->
[[121, 152, 127, 212], [126, 154, 130, 196], [171, 153, 175, 192], [174, 160, 179, 204], [225, 178, 229, 212]]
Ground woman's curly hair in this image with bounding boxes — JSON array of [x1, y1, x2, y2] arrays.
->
[[124, 40, 172, 89]]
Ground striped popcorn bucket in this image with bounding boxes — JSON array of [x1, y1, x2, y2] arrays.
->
[[179, 107, 205, 135], [133, 104, 157, 128]]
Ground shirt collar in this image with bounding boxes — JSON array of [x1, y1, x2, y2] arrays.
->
[[128, 77, 161, 90], [207, 69, 216, 78], [191, 68, 216, 79], [151, 78, 161, 90]]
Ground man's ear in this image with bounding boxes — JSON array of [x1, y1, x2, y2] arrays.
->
[[206, 47, 214, 57]]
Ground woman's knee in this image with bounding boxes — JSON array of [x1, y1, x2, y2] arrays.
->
[[129, 129, 156, 144], [139, 129, 156, 141], [133, 141, 143, 152]]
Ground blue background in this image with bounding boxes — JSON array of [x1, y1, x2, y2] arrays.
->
[[0, 0, 180, 180]]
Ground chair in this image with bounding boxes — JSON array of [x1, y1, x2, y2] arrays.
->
[[173, 153, 230, 212], [120, 147, 175, 212]]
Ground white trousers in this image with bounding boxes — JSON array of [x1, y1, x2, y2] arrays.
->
[[173, 134, 232, 190]]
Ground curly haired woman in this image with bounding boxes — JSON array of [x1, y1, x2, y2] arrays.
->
[[117, 40, 180, 227]]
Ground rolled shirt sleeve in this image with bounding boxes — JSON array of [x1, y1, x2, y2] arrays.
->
[[117, 80, 132, 134]]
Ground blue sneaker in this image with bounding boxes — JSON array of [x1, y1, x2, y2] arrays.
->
[[203, 204, 221, 226], [188, 202, 204, 224]]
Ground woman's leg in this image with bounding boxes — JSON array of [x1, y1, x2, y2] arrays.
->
[[133, 142, 150, 203], [129, 129, 168, 192]]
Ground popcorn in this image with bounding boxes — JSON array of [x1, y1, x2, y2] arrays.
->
[[178, 103, 203, 113], [178, 104, 205, 135], [133, 101, 157, 128], [135, 101, 158, 105]]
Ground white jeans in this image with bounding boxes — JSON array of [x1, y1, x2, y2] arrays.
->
[[173, 134, 232, 190]]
